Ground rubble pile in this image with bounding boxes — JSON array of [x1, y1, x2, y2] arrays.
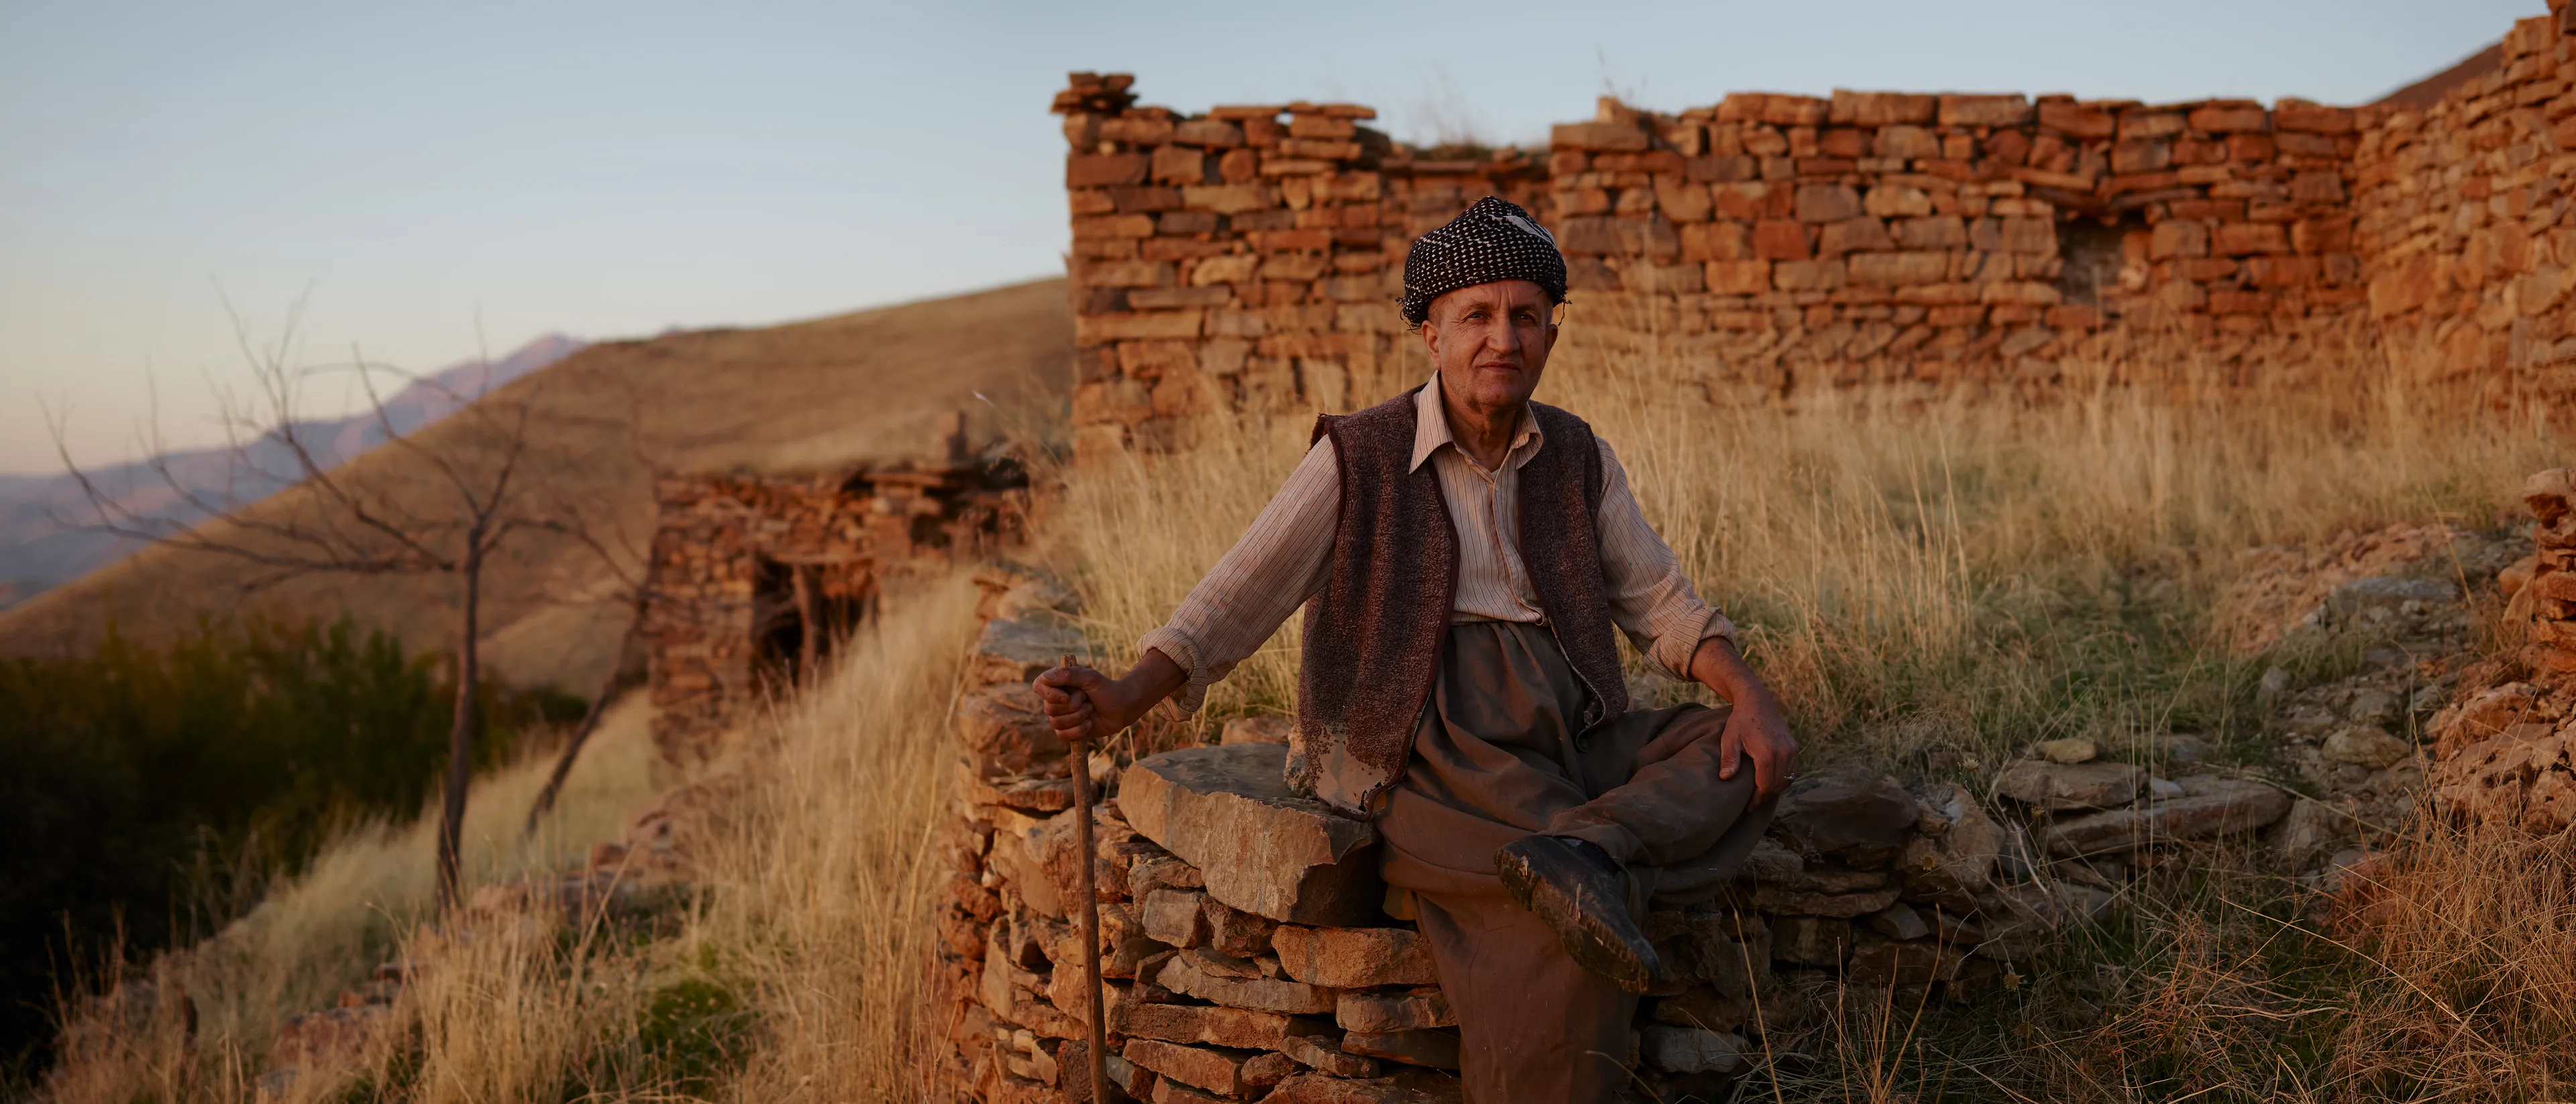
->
[[2426, 470, 2576, 834], [927, 569, 2311, 1104]]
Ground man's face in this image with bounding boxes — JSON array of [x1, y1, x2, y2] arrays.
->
[[1420, 279, 1558, 412]]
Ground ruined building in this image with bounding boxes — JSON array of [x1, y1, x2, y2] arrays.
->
[[641, 414, 1031, 759], [1056, 9, 2576, 464]]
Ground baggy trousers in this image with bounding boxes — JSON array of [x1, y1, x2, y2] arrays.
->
[[1377, 622, 1772, 1104]]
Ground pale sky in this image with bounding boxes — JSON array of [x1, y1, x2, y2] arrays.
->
[[1, 1, 2534, 473]]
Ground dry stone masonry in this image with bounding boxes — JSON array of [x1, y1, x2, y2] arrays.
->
[[1059, 3, 2576, 461], [928, 568, 2308, 1104], [2427, 469, 2576, 836], [642, 421, 1030, 760]]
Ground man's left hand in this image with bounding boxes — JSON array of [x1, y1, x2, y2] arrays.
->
[[1688, 637, 1799, 805]]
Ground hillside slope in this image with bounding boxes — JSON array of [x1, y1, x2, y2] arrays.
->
[[0, 335, 586, 610], [0, 278, 1073, 690]]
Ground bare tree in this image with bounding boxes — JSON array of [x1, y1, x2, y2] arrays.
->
[[49, 299, 624, 909]]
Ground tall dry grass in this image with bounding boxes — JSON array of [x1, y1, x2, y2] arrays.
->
[[684, 572, 980, 1101], [1061, 325, 2561, 767], [41, 697, 663, 1103]]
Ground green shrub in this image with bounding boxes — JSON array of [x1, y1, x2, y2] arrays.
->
[[0, 617, 581, 1072]]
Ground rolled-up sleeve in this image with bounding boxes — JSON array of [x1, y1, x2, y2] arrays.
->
[[1136, 437, 1341, 714], [1592, 435, 1739, 679]]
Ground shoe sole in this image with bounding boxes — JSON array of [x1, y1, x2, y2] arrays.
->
[[1496, 845, 1660, 994]]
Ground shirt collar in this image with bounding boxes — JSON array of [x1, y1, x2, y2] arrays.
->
[[1409, 374, 1544, 473]]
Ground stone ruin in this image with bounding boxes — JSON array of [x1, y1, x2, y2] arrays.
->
[[642, 415, 1030, 760], [929, 569, 2320, 1103], [2426, 469, 2576, 834], [1056, 3, 2576, 466]]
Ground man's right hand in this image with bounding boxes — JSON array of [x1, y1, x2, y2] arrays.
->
[[1034, 648, 1187, 745]]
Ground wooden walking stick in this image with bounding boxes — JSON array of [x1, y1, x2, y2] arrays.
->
[[1062, 654, 1112, 1103]]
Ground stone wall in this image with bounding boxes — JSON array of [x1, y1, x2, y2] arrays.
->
[[2356, 10, 2576, 400], [1059, 5, 2576, 459], [928, 568, 2305, 1103], [2428, 468, 2576, 835], [641, 437, 1029, 760]]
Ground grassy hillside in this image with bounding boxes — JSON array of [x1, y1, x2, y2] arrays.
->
[[0, 278, 1073, 691]]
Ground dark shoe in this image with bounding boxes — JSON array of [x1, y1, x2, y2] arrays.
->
[[1495, 835, 1662, 993]]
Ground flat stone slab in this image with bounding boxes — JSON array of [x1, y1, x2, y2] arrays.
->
[[1118, 743, 1383, 925], [1994, 760, 2144, 811], [1769, 771, 1917, 863], [2041, 775, 2292, 857]]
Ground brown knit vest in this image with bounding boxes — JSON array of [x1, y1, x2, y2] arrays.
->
[[1290, 385, 1629, 818]]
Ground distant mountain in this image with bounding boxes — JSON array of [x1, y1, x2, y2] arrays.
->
[[0, 335, 586, 611]]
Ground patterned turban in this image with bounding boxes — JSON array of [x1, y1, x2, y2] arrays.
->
[[1399, 196, 1568, 325]]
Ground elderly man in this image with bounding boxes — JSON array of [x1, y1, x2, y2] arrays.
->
[[1036, 197, 1796, 1102]]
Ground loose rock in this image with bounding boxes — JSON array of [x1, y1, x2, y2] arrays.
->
[[1994, 760, 2145, 812]]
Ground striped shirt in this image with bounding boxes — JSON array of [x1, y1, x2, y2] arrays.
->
[[1139, 375, 1737, 714]]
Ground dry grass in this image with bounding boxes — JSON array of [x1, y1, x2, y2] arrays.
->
[[40, 697, 663, 1103], [1064, 324, 2561, 768], [1055, 321, 2574, 1099], [39, 571, 977, 1103], [684, 572, 980, 1101]]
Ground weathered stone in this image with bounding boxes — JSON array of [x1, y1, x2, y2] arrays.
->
[[1273, 925, 1440, 988], [1866, 902, 1932, 941], [1770, 771, 1917, 864], [1898, 783, 2002, 907], [2274, 797, 2361, 864], [965, 769, 1077, 815], [2324, 575, 2459, 618], [1130, 852, 1205, 899], [1120, 1002, 1326, 1050], [1994, 760, 2144, 811], [956, 683, 1069, 777], [1682, 913, 1770, 997], [2035, 737, 2098, 764], [1336, 988, 1454, 1032], [1244, 1050, 1301, 1087], [1771, 916, 1849, 966], [1037, 805, 1142, 908], [1142, 888, 1210, 947], [1281, 1032, 1383, 1077], [1744, 883, 1900, 918], [1123, 1038, 1254, 1097], [1151, 1078, 1225, 1103], [2041, 775, 2292, 856], [1118, 744, 1384, 924], [974, 618, 1097, 686], [1342, 1028, 1461, 1069], [1203, 896, 1280, 957], [1157, 948, 1336, 1014], [1738, 837, 1805, 882], [2323, 726, 2414, 769], [1640, 1025, 1746, 1074], [1175, 946, 1264, 979], [2432, 682, 2542, 757], [1847, 934, 1963, 985]]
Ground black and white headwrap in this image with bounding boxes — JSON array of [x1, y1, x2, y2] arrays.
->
[[1399, 196, 1568, 326]]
